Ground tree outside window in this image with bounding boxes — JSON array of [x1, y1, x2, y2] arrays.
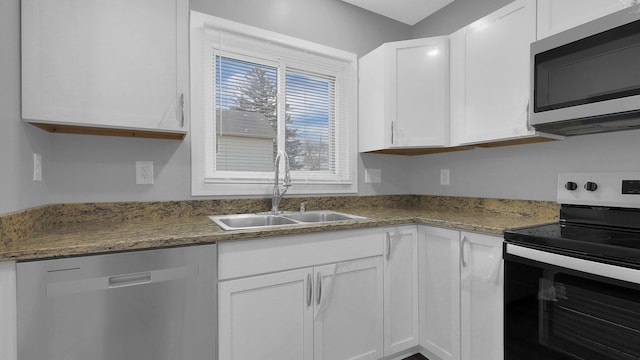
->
[[215, 56, 332, 173]]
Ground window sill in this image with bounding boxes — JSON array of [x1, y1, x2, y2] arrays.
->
[[191, 182, 357, 197]]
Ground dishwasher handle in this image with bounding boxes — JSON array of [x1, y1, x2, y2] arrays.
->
[[108, 272, 152, 288], [46, 266, 194, 297]]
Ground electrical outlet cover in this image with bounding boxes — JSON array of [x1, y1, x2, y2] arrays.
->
[[136, 161, 154, 185]]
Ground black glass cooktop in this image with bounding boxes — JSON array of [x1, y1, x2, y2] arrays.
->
[[504, 208, 640, 268]]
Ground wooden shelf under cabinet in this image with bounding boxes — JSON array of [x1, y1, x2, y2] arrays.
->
[[473, 136, 555, 148], [29, 122, 186, 140], [362, 136, 556, 156], [363, 146, 474, 156]]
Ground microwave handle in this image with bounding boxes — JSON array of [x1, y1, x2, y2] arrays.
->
[[506, 244, 640, 285]]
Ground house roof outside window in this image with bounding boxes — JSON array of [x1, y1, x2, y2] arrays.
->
[[216, 109, 276, 139]]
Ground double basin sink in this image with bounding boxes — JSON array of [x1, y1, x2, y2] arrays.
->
[[209, 210, 366, 231]]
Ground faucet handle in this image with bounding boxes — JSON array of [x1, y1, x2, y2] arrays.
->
[[300, 202, 307, 213], [283, 167, 292, 187]]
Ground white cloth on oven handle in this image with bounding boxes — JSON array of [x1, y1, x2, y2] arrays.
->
[[314, 263, 338, 320], [477, 245, 502, 284], [462, 245, 502, 284]]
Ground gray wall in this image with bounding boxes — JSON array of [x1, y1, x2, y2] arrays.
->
[[412, 0, 515, 38], [409, 0, 640, 201], [8, 0, 636, 211], [16, 0, 412, 211], [190, 0, 411, 58], [0, 0, 51, 215], [411, 130, 640, 201]]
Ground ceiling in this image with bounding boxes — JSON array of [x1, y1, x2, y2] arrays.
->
[[341, 0, 455, 26]]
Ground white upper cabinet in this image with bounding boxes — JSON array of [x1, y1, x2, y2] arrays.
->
[[21, 0, 188, 139], [450, 0, 537, 145], [359, 37, 450, 152], [537, 0, 633, 39]]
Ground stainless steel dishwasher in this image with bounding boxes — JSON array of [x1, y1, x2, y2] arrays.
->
[[17, 244, 217, 360]]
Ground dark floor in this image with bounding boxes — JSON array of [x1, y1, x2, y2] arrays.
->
[[403, 354, 428, 360]]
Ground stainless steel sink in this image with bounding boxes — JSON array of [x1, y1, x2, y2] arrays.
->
[[209, 210, 366, 230], [282, 210, 365, 223], [209, 214, 298, 231]]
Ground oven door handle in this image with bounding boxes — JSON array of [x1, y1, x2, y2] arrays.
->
[[506, 244, 640, 285]]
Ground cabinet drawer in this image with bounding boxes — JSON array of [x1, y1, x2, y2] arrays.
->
[[218, 228, 383, 280]]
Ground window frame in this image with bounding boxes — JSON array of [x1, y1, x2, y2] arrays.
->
[[190, 11, 358, 196]]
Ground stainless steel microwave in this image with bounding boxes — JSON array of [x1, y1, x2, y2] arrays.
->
[[530, 5, 640, 136]]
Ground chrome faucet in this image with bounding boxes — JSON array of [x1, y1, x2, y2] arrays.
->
[[271, 150, 292, 214]]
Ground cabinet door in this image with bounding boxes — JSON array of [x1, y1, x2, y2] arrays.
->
[[451, 0, 536, 145], [22, 0, 188, 133], [0, 262, 17, 360], [314, 257, 384, 360], [460, 232, 504, 360], [358, 45, 387, 153], [388, 37, 449, 148], [383, 226, 419, 356], [218, 268, 314, 360], [537, 0, 631, 39], [358, 37, 449, 152], [419, 226, 461, 360]]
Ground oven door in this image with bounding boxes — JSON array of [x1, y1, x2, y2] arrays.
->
[[504, 244, 640, 360]]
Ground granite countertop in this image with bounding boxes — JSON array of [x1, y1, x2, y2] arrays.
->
[[0, 196, 559, 262]]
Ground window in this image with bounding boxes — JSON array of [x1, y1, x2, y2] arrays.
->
[[190, 12, 357, 196], [215, 57, 278, 173]]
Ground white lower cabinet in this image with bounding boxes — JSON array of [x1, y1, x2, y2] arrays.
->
[[418, 226, 461, 360], [314, 257, 384, 360], [217, 230, 384, 360], [218, 257, 383, 360], [418, 227, 504, 360], [383, 226, 419, 356], [460, 232, 504, 360], [217, 226, 504, 360], [218, 268, 314, 360]]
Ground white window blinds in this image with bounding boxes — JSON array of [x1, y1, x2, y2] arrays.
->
[[214, 56, 278, 173], [191, 12, 357, 195]]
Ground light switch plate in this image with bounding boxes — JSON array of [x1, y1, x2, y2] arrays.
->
[[33, 153, 42, 182], [440, 169, 450, 185]]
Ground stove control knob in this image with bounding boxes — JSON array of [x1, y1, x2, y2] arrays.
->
[[584, 181, 598, 192], [565, 182, 578, 191]]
